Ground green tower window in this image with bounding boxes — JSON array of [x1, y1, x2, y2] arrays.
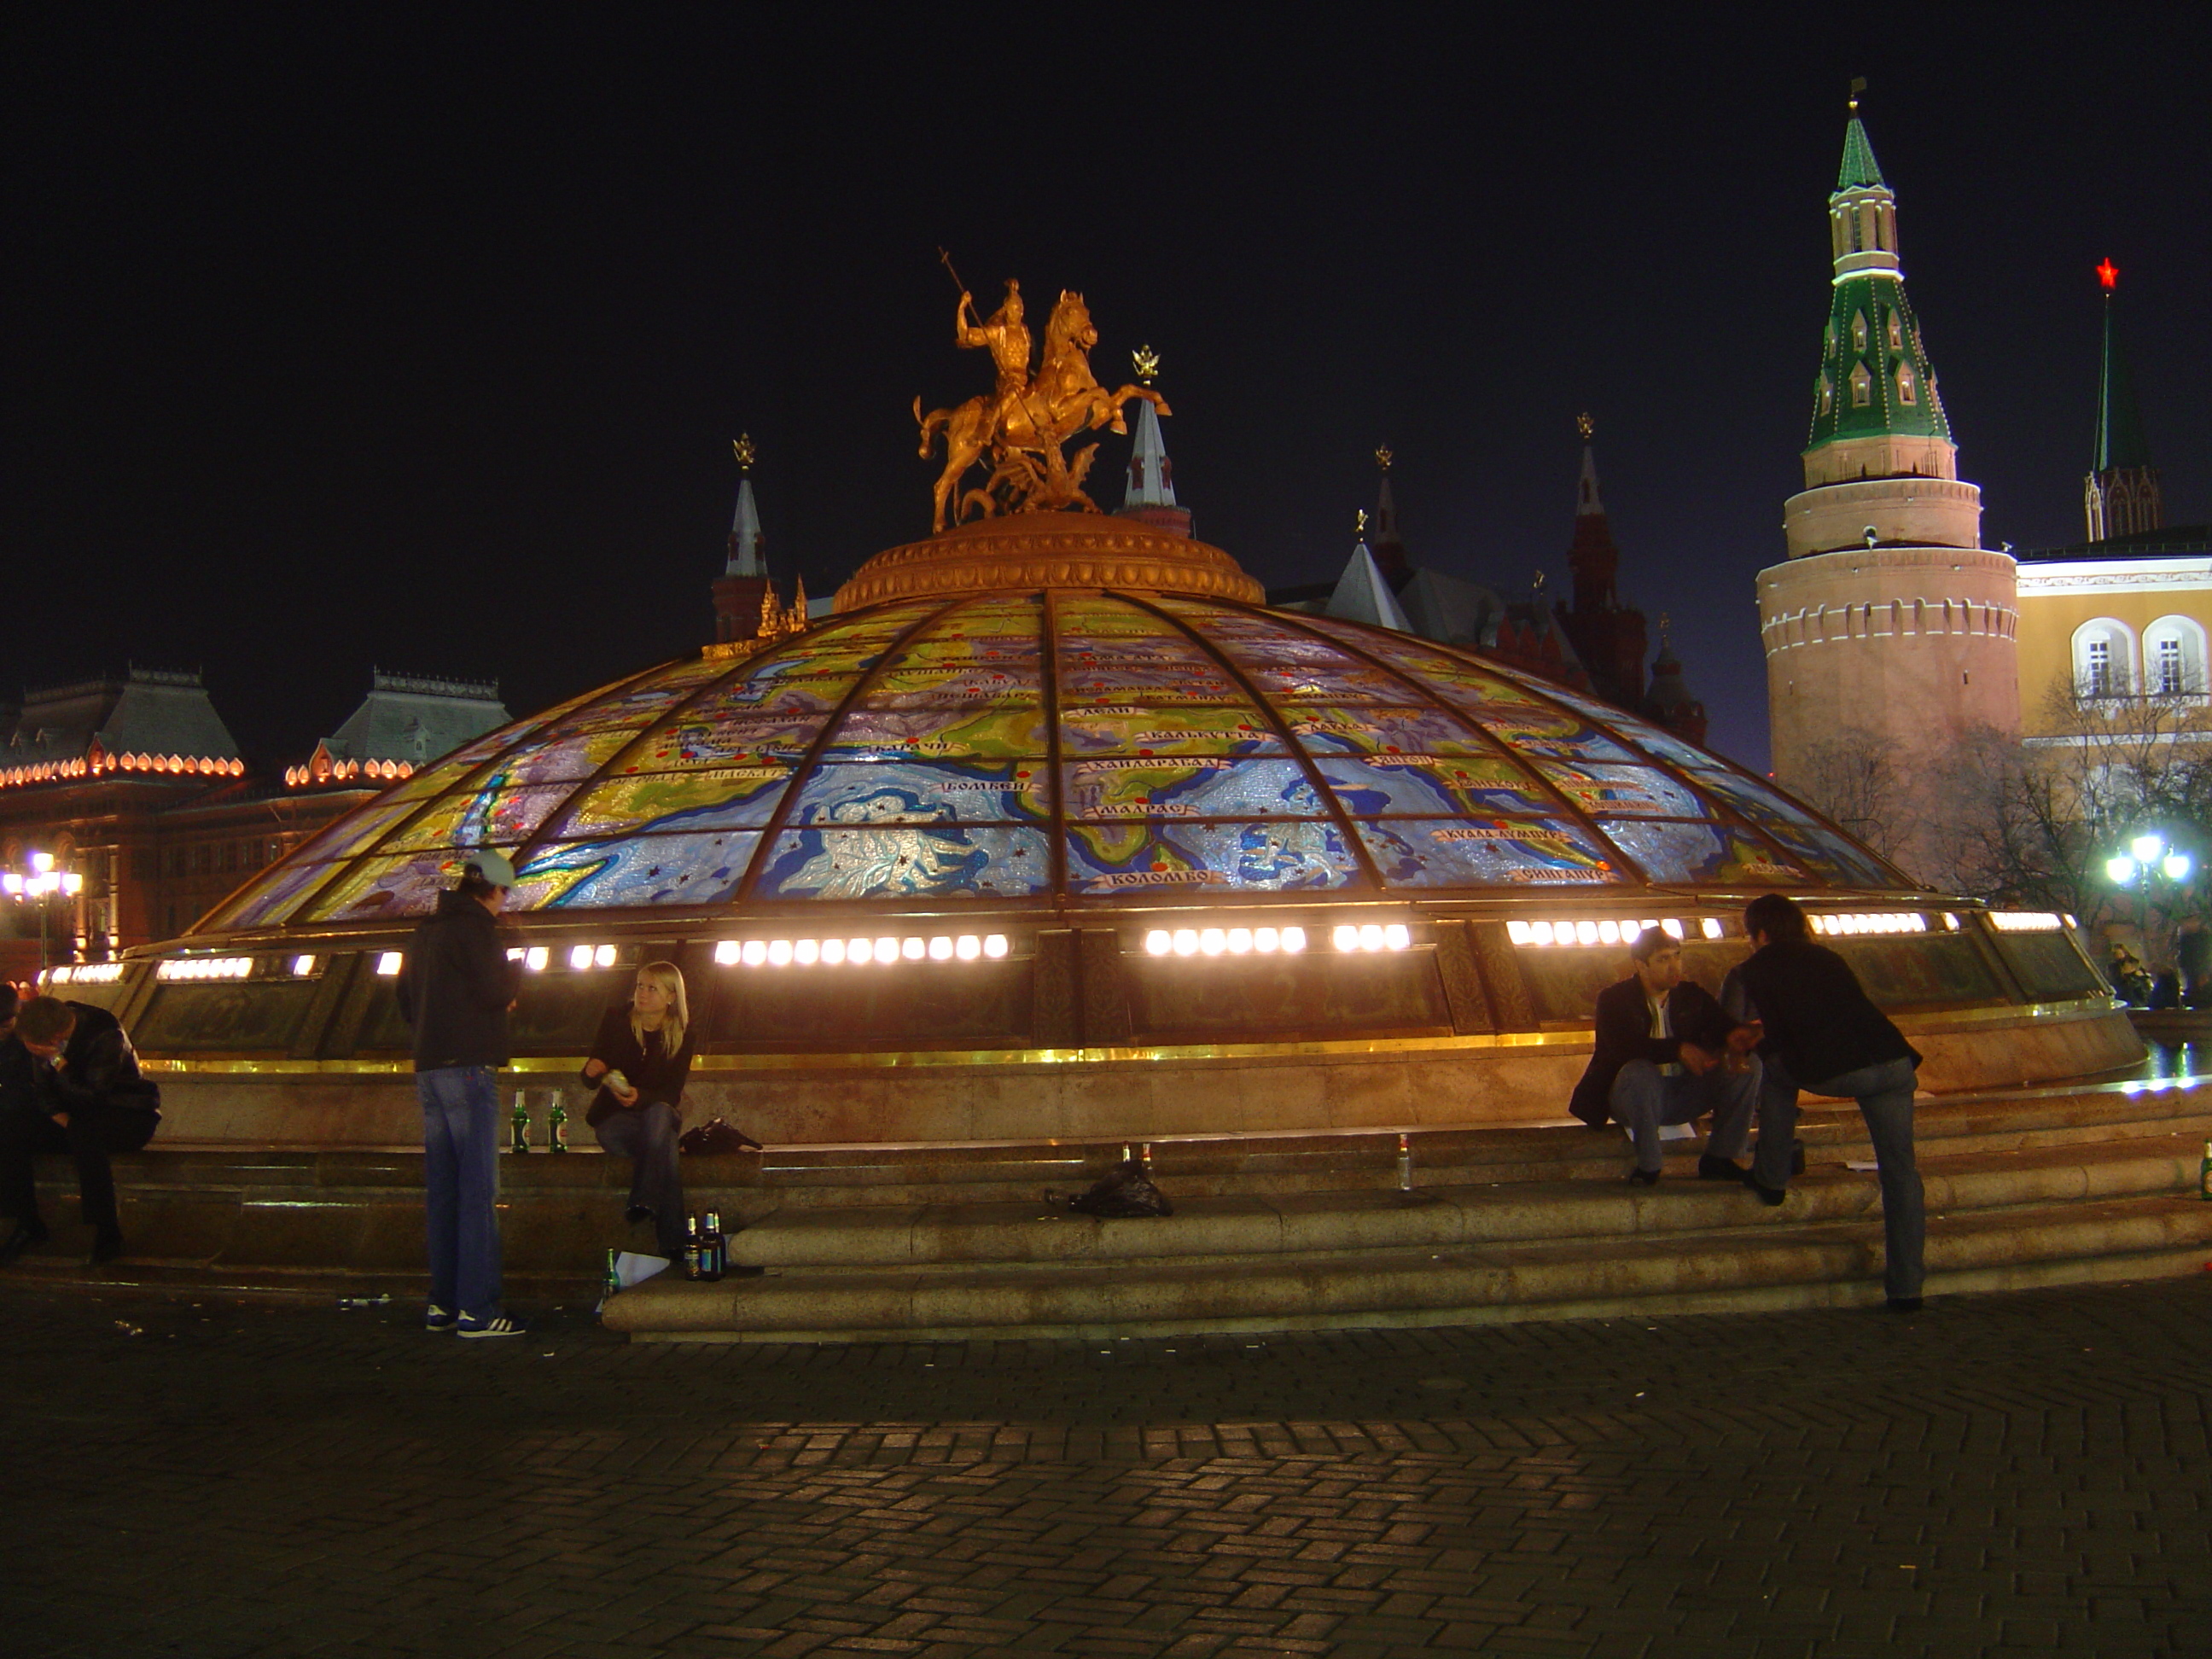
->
[[1887, 311, 1904, 352], [1895, 363, 1916, 405], [1818, 373, 1834, 416], [1849, 362, 1871, 407], [1851, 311, 1869, 353]]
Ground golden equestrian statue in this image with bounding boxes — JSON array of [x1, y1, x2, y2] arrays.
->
[[914, 274, 1169, 533]]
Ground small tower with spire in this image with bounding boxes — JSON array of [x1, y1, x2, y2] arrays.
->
[[1115, 346, 1194, 538], [713, 434, 774, 644], [1642, 614, 1708, 747], [1366, 446, 1411, 585], [1323, 509, 1412, 632], [1555, 414, 1649, 708], [2085, 259, 2162, 542]]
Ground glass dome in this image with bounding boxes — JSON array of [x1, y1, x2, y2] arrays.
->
[[199, 589, 1901, 933]]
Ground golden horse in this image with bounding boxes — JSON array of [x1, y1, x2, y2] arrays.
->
[[914, 291, 1169, 533]]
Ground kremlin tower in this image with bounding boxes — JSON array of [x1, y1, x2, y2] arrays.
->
[[712, 435, 772, 643], [1757, 90, 2019, 818], [1555, 416, 1649, 710], [2084, 260, 2162, 542], [1115, 349, 1194, 538]]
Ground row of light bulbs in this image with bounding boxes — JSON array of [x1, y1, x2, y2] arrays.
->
[[716, 934, 1010, 967], [160, 954, 321, 981], [1809, 912, 1930, 936], [1987, 911, 2070, 933], [44, 962, 125, 986], [1145, 925, 1308, 958], [1507, 917, 1726, 947]]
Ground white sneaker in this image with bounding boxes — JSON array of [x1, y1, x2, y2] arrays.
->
[[423, 1305, 457, 1331]]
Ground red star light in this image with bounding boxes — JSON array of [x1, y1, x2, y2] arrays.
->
[[2097, 258, 2120, 290]]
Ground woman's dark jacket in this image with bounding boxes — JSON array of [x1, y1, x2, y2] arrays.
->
[[1734, 937, 1919, 1089], [394, 890, 520, 1072], [1568, 976, 1740, 1128], [584, 1004, 696, 1129]]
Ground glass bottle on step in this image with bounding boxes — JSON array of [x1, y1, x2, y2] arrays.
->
[[509, 1090, 531, 1154], [700, 1208, 725, 1282], [548, 1092, 568, 1152]]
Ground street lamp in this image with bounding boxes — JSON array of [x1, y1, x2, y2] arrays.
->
[[2105, 831, 2197, 1000], [3, 852, 84, 975]]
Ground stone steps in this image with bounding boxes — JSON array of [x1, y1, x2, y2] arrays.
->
[[602, 1196, 2212, 1342], [12, 1076, 2210, 1333]]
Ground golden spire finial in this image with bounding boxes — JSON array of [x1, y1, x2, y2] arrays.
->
[[1659, 610, 1672, 646], [1132, 344, 1161, 385], [732, 434, 757, 471], [1374, 445, 1394, 472], [1355, 508, 1369, 536], [1575, 412, 1594, 442], [1848, 75, 1866, 114]]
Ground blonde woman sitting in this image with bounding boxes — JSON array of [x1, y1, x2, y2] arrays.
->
[[582, 961, 696, 1262]]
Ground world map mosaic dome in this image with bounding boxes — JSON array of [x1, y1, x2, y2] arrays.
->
[[197, 585, 1905, 936]]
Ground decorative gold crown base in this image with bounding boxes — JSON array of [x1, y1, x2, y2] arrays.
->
[[834, 513, 1265, 610]]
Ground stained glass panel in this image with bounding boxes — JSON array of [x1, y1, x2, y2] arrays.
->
[[515, 832, 760, 908], [1529, 762, 1708, 818], [789, 759, 1053, 824], [754, 824, 1051, 899], [1060, 704, 1286, 756], [1062, 758, 1319, 819], [1066, 818, 1360, 894], [549, 766, 796, 838], [1359, 818, 1625, 888], [1314, 754, 1563, 818], [1595, 819, 1804, 885]]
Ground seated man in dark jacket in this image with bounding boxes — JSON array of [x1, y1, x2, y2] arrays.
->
[[1569, 926, 1761, 1185], [0, 992, 162, 1265]]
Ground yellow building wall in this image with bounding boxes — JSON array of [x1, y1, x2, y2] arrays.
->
[[2014, 558, 2212, 735]]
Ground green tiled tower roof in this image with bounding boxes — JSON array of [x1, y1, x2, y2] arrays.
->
[[1805, 114, 1953, 452], [1836, 116, 1886, 189]]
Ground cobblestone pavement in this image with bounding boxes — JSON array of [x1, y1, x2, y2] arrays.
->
[[3, 1275, 2208, 1659]]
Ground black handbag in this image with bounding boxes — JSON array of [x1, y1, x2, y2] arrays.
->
[[678, 1116, 763, 1155]]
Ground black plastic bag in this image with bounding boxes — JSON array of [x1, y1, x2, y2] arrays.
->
[[1068, 1156, 1174, 1218], [678, 1116, 763, 1155]]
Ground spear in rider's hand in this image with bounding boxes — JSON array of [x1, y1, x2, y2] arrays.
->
[[938, 247, 973, 313]]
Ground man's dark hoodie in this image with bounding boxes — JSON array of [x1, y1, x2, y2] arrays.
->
[[395, 889, 521, 1071]]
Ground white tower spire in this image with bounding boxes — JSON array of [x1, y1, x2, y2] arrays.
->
[[726, 434, 765, 577], [1121, 399, 1177, 509]]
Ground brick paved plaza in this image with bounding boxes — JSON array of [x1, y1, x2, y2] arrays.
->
[[3, 1277, 2207, 1658]]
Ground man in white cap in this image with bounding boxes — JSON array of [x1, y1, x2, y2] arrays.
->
[[396, 850, 525, 1336]]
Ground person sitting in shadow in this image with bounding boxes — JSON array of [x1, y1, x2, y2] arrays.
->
[[1569, 926, 1761, 1186], [0, 992, 162, 1266], [583, 961, 698, 1264]]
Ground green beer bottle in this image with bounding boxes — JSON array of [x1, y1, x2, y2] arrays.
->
[[548, 1093, 569, 1153], [2199, 1139, 2211, 1201], [509, 1091, 530, 1154]]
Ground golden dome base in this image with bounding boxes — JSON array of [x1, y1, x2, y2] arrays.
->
[[834, 512, 1265, 610]]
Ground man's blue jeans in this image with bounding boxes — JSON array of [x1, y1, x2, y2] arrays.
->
[[1753, 1054, 1924, 1301], [418, 1066, 504, 1318]]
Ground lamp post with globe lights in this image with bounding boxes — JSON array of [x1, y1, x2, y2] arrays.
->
[[2104, 832, 2194, 988], [2, 853, 84, 976]]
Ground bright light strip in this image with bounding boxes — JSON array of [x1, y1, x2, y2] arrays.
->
[[158, 956, 254, 981], [1226, 927, 1252, 954], [1810, 911, 1928, 937], [568, 945, 594, 971], [1199, 928, 1226, 956], [1988, 911, 2066, 933], [594, 944, 617, 968], [718, 933, 1019, 968], [45, 963, 125, 985], [524, 946, 549, 972], [1511, 917, 1714, 947], [375, 952, 403, 977], [291, 955, 317, 976], [1329, 922, 1412, 952], [1174, 928, 1200, 957]]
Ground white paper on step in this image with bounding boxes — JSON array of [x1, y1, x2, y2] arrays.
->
[[1621, 1123, 1698, 1144]]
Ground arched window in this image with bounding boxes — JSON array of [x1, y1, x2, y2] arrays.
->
[[1887, 311, 1904, 351], [1817, 372, 1833, 415], [2143, 614, 2209, 698], [2072, 618, 2137, 698], [1848, 362, 1871, 407], [1895, 363, 1917, 405], [1851, 311, 1869, 352]]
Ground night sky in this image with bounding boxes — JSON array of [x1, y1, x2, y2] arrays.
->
[[7, 8, 2207, 772]]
